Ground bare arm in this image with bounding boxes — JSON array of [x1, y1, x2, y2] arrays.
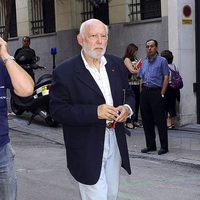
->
[[0, 37, 34, 97], [124, 57, 134, 73]]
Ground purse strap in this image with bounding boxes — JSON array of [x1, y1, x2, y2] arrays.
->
[[173, 64, 177, 71]]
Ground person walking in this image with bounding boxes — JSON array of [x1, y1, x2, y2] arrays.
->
[[123, 43, 142, 129], [161, 50, 180, 129], [0, 37, 34, 200], [49, 19, 135, 200], [138, 39, 169, 155]]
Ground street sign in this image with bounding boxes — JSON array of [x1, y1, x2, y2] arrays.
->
[[182, 4, 192, 24]]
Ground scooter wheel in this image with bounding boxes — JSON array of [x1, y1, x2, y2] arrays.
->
[[45, 116, 58, 127], [10, 98, 24, 115]]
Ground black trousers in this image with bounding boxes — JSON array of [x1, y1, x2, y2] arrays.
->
[[126, 84, 140, 123], [140, 87, 168, 150], [165, 86, 179, 117]]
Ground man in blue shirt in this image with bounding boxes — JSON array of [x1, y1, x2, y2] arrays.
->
[[0, 37, 34, 200], [138, 39, 169, 155]]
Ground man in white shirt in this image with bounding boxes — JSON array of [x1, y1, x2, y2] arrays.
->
[[49, 19, 135, 200]]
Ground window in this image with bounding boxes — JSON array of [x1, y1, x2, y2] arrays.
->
[[128, 0, 141, 21], [30, 0, 55, 35], [0, 0, 17, 38], [80, 0, 94, 22], [128, 0, 161, 22], [80, 0, 109, 25]]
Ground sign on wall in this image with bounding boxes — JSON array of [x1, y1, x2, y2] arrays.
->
[[182, 4, 192, 24]]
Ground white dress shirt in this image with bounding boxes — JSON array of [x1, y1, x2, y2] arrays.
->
[[81, 52, 133, 119]]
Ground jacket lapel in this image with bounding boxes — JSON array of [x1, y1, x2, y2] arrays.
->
[[75, 55, 104, 99], [74, 54, 121, 104], [105, 60, 119, 106]]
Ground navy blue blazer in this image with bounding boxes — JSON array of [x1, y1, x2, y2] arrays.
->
[[49, 54, 135, 185]]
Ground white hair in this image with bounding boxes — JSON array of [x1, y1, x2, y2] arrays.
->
[[79, 19, 108, 37]]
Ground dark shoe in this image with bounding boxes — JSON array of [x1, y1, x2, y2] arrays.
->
[[141, 147, 157, 153], [133, 122, 140, 127], [158, 148, 168, 155], [167, 124, 175, 129], [133, 121, 143, 128], [125, 123, 135, 129]]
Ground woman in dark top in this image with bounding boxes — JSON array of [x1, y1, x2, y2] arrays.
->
[[161, 50, 180, 129], [123, 43, 142, 129]]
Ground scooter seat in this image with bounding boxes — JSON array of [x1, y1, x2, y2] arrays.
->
[[37, 74, 52, 84], [35, 74, 52, 89]]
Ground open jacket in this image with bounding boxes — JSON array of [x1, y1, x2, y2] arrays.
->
[[49, 54, 135, 185]]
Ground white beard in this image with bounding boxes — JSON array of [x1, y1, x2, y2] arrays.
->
[[83, 45, 106, 59]]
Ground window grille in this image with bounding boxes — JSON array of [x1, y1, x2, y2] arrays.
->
[[128, 0, 141, 21], [0, 0, 17, 38], [30, 0, 55, 35], [128, 0, 161, 22], [80, 0, 94, 22], [0, 0, 6, 37], [80, 0, 109, 24]]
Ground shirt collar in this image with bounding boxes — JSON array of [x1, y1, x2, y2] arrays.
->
[[81, 50, 107, 70], [147, 53, 158, 63]]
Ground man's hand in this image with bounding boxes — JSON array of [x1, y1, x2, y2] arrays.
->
[[115, 105, 129, 122], [97, 104, 119, 121], [0, 37, 9, 59], [0, 37, 34, 97]]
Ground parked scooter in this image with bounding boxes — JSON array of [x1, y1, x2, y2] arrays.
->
[[10, 49, 58, 127]]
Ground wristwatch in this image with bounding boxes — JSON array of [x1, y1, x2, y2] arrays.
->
[[3, 56, 15, 64]]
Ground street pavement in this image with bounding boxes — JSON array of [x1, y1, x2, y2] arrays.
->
[[7, 114, 200, 199], [8, 114, 200, 168]]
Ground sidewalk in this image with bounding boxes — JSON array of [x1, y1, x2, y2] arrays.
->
[[126, 125, 200, 168], [8, 115, 200, 168]]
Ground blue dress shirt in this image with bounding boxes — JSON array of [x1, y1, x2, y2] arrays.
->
[[138, 55, 169, 88]]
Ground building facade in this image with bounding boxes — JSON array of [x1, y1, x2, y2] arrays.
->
[[0, 0, 197, 125]]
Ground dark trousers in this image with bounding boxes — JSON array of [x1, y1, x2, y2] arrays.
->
[[132, 85, 140, 122], [126, 84, 140, 123], [165, 86, 179, 117], [140, 87, 168, 150]]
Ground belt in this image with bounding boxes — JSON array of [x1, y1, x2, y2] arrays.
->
[[106, 121, 116, 129], [142, 86, 161, 91]]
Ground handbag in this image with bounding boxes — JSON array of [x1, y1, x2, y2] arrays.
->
[[169, 65, 183, 89]]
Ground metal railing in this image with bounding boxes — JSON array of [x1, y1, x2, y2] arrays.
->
[[0, 0, 17, 38], [30, 0, 55, 35], [128, 0, 161, 22], [80, 0, 94, 22], [80, 0, 109, 24], [0, 0, 6, 37], [31, 0, 44, 35]]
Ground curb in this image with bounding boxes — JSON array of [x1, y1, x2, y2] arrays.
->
[[9, 117, 200, 168], [9, 118, 64, 145], [129, 151, 200, 169]]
